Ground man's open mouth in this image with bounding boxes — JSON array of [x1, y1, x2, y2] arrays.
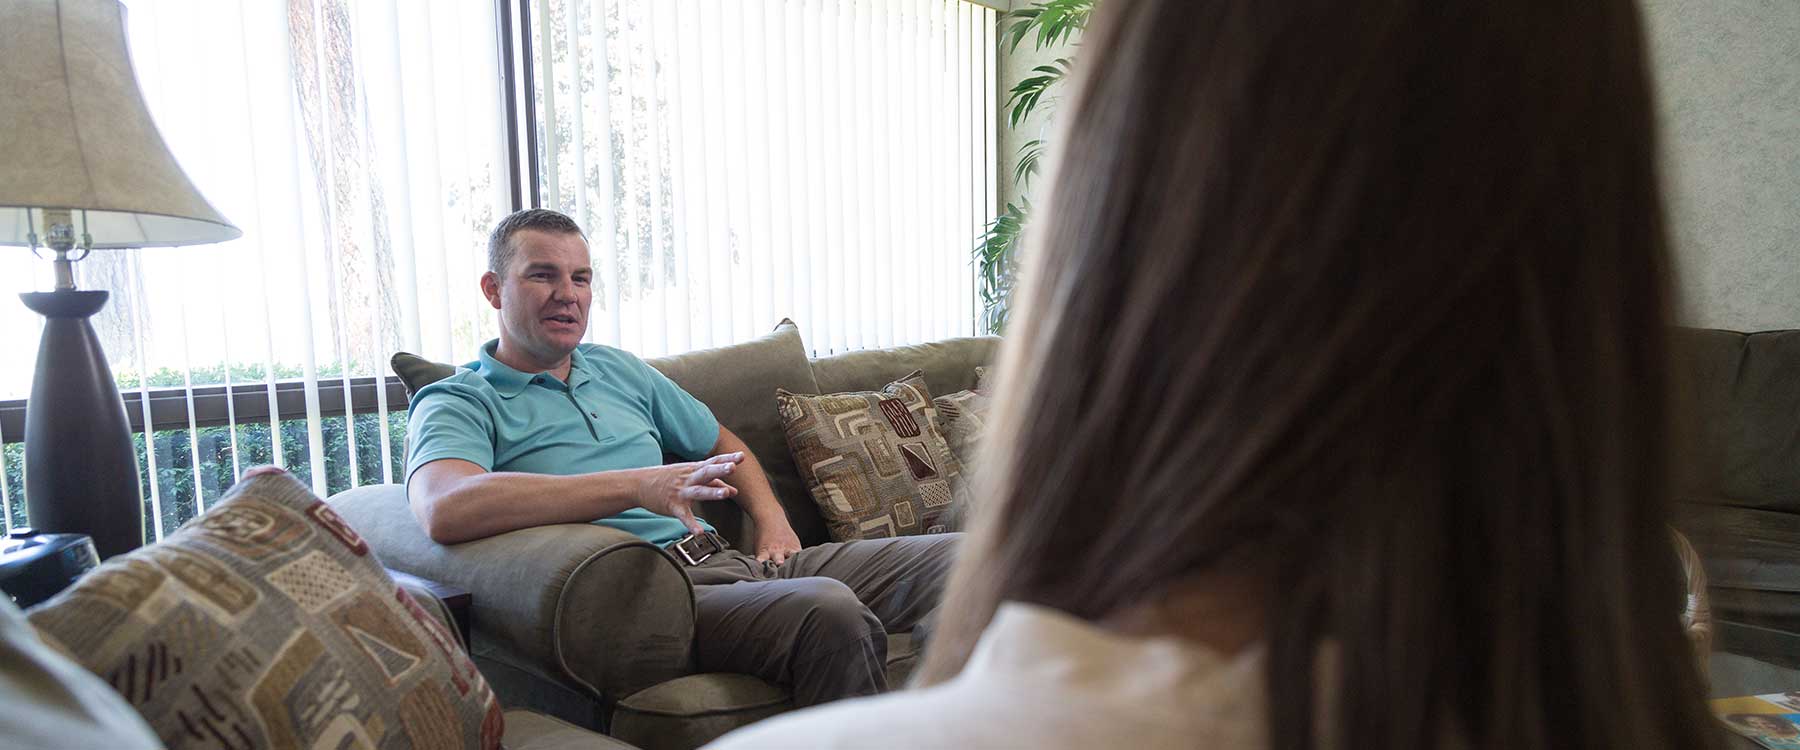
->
[[544, 314, 579, 324]]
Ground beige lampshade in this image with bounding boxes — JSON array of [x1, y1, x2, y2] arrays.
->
[[0, 0, 240, 249]]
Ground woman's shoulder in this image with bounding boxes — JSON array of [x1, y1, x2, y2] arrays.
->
[[705, 679, 1130, 750], [706, 678, 1263, 750], [706, 603, 1271, 750], [703, 686, 977, 749]]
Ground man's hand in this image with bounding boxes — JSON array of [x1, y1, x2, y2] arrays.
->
[[634, 452, 744, 535], [754, 515, 803, 566]]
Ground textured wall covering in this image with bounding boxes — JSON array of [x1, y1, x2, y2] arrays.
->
[[994, 3, 1799, 328], [1642, 0, 1800, 330]]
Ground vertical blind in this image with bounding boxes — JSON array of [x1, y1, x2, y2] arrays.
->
[[0, 0, 997, 542], [0, 0, 512, 535], [530, 0, 998, 357]]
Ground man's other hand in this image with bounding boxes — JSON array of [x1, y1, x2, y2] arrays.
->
[[754, 517, 803, 566], [635, 452, 744, 535]]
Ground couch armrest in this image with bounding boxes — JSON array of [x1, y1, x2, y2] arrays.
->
[[328, 484, 698, 702]]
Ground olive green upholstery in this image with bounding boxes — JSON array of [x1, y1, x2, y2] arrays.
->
[[1669, 328, 1800, 668], [333, 323, 997, 749]]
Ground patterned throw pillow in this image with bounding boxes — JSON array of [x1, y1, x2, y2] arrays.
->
[[777, 371, 970, 541], [28, 472, 503, 749], [932, 366, 996, 473]]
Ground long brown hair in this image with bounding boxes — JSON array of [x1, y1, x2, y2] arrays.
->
[[918, 1, 1718, 749]]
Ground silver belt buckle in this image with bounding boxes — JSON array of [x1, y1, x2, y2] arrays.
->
[[674, 532, 723, 566]]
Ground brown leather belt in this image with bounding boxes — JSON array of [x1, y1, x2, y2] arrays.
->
[[672, 531, 729, 566]]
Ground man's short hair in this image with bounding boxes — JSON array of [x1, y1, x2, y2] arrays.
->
[[487, 209, 586, 274]]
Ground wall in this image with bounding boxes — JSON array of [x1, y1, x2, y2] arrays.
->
[[995, 3, 1800, 330], [996, 13, 1078, 210], [1644, 0, 1800, 331]]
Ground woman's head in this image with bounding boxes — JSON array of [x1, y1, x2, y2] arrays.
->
[[920, 1, 1715, 749]]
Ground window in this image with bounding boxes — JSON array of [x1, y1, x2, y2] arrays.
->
[[0, 0, 998, 540], [526, 0, 998, 357]]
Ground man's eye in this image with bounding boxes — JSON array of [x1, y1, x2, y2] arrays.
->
[[574, 277, 591, 286]]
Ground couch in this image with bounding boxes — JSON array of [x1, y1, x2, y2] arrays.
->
[[328, 322, 999, 750], [1668, 328, 1800, 669]]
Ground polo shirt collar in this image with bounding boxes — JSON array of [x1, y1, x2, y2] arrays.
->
[[567, 347, 597, 388], [475, 340, 598, 398]]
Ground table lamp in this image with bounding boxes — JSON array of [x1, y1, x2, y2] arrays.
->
[[0, 0, 241, 557]]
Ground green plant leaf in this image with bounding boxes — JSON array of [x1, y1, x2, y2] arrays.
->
[[1013, 139, 1045, 187], [975, 200, 1033, 335]]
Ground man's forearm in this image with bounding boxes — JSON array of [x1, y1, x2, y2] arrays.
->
[[412, 465, 646, 544], [713, 430, 787, 526]]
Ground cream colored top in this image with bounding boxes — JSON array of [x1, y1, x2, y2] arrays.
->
[[706, 602, 1269, 750], [0, 597, 160, 748]]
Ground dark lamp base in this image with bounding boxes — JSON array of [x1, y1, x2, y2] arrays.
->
[[19, 289, 144, 559]]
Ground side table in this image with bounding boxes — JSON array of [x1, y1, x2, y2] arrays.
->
[[386, 567, 472, 647]]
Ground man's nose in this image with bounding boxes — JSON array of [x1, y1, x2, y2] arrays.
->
[[551, 277, 577, 302]]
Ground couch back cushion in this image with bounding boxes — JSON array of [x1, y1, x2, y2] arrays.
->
[[646, 320, 822, 547], [28, 472, 504, 749], [811, 336, 1002, 400], [393, 352, 458, 400], [1671, 328, 1800, 512]]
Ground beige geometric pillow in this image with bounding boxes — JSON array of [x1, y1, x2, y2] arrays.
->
[[28, 472, 504, 749], [932, 367, 996, 473], [776, 371, 969, 541]]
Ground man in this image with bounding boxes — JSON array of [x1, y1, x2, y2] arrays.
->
[[405, 208, 958, 707]]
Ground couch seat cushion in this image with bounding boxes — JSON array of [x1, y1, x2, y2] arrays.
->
[[504, 710, 641, 750], [607, 633, 916, 750], [28, 472, 504, 749], [883, 631, 919, 688], [610, 673, 791, 750]]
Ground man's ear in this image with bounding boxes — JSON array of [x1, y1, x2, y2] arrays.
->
[[480, 271, 503, 310]]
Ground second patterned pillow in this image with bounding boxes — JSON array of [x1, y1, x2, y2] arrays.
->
[[776, 371, 969, 541]]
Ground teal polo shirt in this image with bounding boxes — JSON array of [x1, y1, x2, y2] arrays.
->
[[404, 340, 721, 547]]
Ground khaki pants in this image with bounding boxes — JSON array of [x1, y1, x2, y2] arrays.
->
[[685, 533, 960, 707]]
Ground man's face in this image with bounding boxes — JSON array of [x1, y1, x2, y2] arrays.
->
[[482, 229, 592, 364]]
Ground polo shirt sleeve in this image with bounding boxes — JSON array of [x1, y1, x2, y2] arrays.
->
[[404, 380, 496, 481], [635, 358, 720, 461]]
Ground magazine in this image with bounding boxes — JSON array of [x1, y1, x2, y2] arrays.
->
[[1713, 693, 1800, 749]]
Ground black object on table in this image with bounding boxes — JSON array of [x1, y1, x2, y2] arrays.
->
[[0, 529, 99, 608], [387, 567, 472, 647]]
